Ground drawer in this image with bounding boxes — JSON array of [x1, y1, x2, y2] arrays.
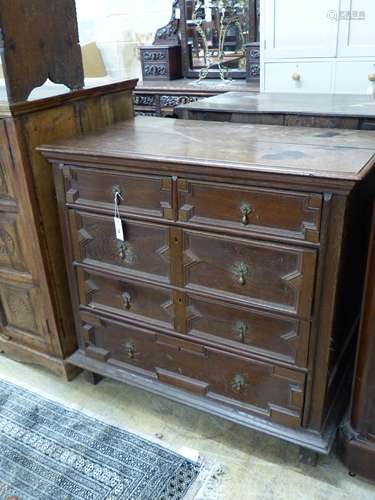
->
[[64, 166, 173, 219], [334, 61, 375, 95], [69, 211, 171, 283], [183, 230, 317, 318], [178, 179, 322, 243], [77, 268, 174, 331], [81, 313, 306, 428], [185, 294, 310, 367], [264, 61, 333, 93]]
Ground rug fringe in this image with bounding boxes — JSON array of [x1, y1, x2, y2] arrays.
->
[[183, 458, 226, 500]]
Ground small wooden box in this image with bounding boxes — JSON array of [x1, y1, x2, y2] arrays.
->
[[140, 45, 182, 81]]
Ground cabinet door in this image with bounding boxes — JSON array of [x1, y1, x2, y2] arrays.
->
[[263, 0, 340, 58], [337, 0, 375, 57]]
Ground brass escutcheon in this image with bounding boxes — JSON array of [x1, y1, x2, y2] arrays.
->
[[231, 374, 246, 393], [122, 292, 131, 310], [233, 263, 249, 286], [112, 185, 123, 198], [234, 321, 249, 343], [125, 342, 135, 359], [240, 203, 253, 226]]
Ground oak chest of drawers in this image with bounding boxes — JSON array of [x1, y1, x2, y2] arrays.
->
[[40, 117, 375, 458]]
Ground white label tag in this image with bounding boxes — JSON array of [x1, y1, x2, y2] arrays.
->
[[114, 217, 124, 241], [175, 7, 181, 19], [205, 8, 212, 22]]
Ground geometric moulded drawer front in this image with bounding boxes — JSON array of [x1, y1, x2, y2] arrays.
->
[[82, 315, 306, 428], [69, 210, 171, 284], [185, 294, 310, 367], [183, 230, 317, 319], [63, 166, 173, 220], [77, 268, 174, 331], [178, 179, 322, 243]]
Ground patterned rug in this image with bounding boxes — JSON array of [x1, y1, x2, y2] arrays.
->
[[0, 378, 201, 500]]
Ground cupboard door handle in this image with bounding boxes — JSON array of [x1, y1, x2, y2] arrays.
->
[[233, 263, 249, 286], [0, 333, 11, 342], [122, 292, 131, 310], [368, 73, 375, 82], [292, 72, 301, 81], [231, 375, 246, 393], [240, 203, 252, 226], [126, 342, 135, 359], [234, 321, 249, 343]]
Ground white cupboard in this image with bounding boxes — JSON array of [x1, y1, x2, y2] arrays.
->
[[261, 0, 375, 94]]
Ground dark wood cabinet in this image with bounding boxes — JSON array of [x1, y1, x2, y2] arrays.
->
[[337, 203, 375, 482], [40, 116, 375, 457], [0, 1, 137, 379], [0, 81, 136, 379]]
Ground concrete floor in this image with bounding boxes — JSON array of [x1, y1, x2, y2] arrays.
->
[[0, 355, 374, 500]]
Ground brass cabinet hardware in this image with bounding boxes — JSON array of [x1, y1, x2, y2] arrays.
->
[[0, 333, 11, 342], [233, 263, 249, 286], [234, 321, 249, 343], [112, 185, 123, 198], [231, 374, 246, 393], [240, 203, 253, 226], [368, 73, 375, 82], [125, 342, 135, 359], [122, 292, 131, 310]]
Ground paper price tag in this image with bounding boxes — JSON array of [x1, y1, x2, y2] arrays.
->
[[175, 7, 181, 19], [114, 217, 125, 241]]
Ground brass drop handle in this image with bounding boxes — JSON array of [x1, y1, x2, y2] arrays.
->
[[233, 263, 249, 286], [0, 333, 11, 342], [369, 73, 375, 82], [240, 203, 253, 226], [231, 374, 246, 393], [122, 292, 131, 310], [292, 72, 301, 81], [234, 321, 249, 343], [118, 241, 126, 261], [125, 342, 135, 359]]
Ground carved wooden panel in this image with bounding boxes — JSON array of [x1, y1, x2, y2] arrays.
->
[[182, 230, 317, 318], [64, 167, 173, 220], [71, 211, 171, 283], [178, 179, 323, 243], [0, 214, 26, 272], [86, 316, 305, 427], [0, 0, 84, 102], [0, 282, 43, 337], [77, 268, 174, 331]]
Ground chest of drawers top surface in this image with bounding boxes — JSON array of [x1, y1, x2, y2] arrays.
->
[[39, 117, 375, 184]]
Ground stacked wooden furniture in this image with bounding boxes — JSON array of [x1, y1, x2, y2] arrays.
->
[[40, 117, 375, 459], [0, 0, 137, 378], [337, 204, 375, 482], [134, 79, 258, 117]]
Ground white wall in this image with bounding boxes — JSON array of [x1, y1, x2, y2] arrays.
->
[[76, 0, 172, 79]]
